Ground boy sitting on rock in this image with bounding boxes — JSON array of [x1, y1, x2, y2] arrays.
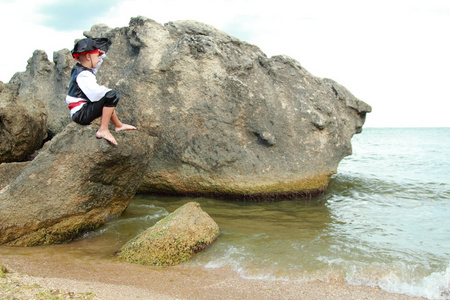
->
[[66, 38, 136, 145]]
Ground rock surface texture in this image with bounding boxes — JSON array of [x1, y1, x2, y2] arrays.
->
[[9, 50, 74, 137], [8, 16, 372, 200], [0, 82, 47, 162], [0, 123, 157, 246], [117, 202, 219, 266]]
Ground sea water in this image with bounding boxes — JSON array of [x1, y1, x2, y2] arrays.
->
[[15, 128, 450, 298], [76, 127, 449, 298]]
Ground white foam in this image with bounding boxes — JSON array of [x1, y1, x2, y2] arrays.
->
[[342, 261, 450, 299], [197, 249, 450, 299]]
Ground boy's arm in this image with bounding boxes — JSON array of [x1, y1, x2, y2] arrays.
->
[[92, 52, 106, 75], [77, 70, 111, 102]]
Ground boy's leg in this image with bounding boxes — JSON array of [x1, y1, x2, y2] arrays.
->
[[72, 90, 136, 145], [72, 93, 112, 126], [96, 106, 118, 146], [96, 108, 136, 145], [111, 111, 137, 132], [100, 91, 136, 132]]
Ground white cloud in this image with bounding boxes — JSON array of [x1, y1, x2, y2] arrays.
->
[[36, 0, 122, 31], [0, 0, 449, 127], [0, 0, 82, 79]]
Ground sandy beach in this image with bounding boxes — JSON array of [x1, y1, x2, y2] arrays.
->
[[0, 249, 423, 300]]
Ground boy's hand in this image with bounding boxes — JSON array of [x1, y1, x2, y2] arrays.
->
[[99, 50, 106, 56]]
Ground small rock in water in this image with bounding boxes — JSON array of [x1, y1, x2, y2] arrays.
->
[[117, 202, 219, 266]]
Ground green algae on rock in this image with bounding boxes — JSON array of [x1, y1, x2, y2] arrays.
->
[[0, 263, 7, 278], [117, 202, 219, 266], [143, 172, 334, 201]]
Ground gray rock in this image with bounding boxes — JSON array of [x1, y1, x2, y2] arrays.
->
[[0, 82, 47, 162], [9, 49, 73, 137], [0, 161, 30, 191], [10, 16, 372, 200], [117, 201, 219, 266], [0, 123, 157, 246]]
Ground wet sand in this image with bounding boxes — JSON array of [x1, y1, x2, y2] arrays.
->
[[0, 247, 423, 300]]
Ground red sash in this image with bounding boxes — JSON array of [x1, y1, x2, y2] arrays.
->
[[68, 101, 87, 110]]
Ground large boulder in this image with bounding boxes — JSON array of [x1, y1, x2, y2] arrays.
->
[[117, 202, 219, 266], [10, 16, 372, 200], [0, 123, 157, 246], [0, 82, 47, 162]]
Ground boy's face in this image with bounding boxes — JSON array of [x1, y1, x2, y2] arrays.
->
[[87, 52, 101, 68]]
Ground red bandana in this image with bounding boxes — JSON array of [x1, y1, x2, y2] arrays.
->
[[73, 49, 100, 60]]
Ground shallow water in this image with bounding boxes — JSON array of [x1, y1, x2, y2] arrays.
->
[[2, 128, 450, 299]]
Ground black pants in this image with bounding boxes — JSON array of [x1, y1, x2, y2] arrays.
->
[[72, 90, 120, 125]]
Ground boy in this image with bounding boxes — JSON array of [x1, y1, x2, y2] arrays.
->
[[66, 38, 136, 146]]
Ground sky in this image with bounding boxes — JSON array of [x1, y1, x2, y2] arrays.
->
[[0, 0, 449, 127]]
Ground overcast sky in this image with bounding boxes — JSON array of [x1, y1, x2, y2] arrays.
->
[[1, 0, 449, 127]]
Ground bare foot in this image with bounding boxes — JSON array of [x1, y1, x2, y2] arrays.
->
[[115, 124, 137, 132], [96, 130, 118, 146]]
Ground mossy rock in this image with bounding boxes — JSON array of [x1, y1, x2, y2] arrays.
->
[[0, 263, 8, 278], [117, 202, 219, 266]]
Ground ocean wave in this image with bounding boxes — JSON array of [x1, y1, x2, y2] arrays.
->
[[78, 211, 169, 241], [342, 261, 450, 299], [193, 246, 450, 299]]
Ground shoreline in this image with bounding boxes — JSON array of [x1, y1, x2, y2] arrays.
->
[[0, 252, 424, 300]]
